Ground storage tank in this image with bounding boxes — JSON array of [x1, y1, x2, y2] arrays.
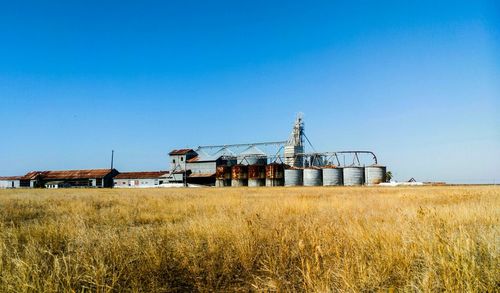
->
[[303, 168, 322, 186], [215, 165, 231, 187], [266, 163, 285, 186], [343, 166, 365, 186], [231, 164, 248, 187], [365, 165, 387, 185], [248, 164, 266, 187], [322, 166, 343, 186], [285, 168, 303, 186]]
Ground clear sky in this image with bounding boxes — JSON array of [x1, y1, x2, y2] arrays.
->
[[0, 0, 499, 183]]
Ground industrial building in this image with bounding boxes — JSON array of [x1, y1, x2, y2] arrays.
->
[[113, 171, 169, 188], [166, 115, 387, 188], [0, 115, 388, 189]]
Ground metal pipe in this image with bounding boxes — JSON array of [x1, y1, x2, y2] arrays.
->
[[197, 141, 287, 149], [295, 151, 378, 165]]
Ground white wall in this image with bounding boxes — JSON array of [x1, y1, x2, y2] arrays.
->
[[0, 180, 20, 188], [114, 178, 160, 188]]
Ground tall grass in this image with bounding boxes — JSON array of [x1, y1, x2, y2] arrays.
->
[[0, 186, 498, 292]]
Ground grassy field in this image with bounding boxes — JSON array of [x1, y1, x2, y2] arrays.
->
[[0, 186, 498, 292]]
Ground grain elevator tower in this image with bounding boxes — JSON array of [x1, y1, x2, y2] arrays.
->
[[284, 114, 305, 167]]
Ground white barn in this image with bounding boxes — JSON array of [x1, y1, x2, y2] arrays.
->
[[113, 171, 169, 188], [0, 176, 22, 188]]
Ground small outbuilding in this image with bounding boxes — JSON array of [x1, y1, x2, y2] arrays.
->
[[0, 176, 22, 188], [113, 171, 169, 188]]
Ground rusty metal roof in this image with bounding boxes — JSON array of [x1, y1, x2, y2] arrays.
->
[[169, 149, 194, 155], [0, 176, 24, 180], [22, 171, 49, 180], [186, 156, 200, 163], [42, 169, 115, 180], [186, 155, 219, 163], [115, 171, 169, 179], [188, 173, 215, 178]]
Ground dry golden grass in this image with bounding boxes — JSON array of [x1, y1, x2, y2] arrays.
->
[[0, 186, 498, 292]]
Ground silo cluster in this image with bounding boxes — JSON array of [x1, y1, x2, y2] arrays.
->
[[216, 164, 386, 187], [281, 165, 386, 187], [218, 154, 288, 187]]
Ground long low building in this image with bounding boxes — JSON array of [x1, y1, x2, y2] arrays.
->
[[0, 169, 119, 188], [113, 171, 169, 188], [0, 176, 23, 188], [42, 169, 119, 188]]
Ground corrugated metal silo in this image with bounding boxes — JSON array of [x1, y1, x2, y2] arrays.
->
[[365, 165, 386, 185], [248, 164, 266, 187], [285, 168, 303, 186], [266, 163, 284, 186], [343, 166, 365, 186], [322, 166, 343, 186], [303, 168, 322, 186], [215, 165, 231, 187], [231, 164, 248, 187]]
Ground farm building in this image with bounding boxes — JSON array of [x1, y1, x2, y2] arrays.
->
[[169, 149, 197, 171], [165, 148, 237, 186], [113, 171, 169, 188], [0, 171, 45, 188], [0, 176, 22, 188], [42, 169, 118, 188], [186, 152, 237, 185], [23, 169, 119, 188]]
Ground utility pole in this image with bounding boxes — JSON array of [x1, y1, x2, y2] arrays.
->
[[111, 150, 114, 170]]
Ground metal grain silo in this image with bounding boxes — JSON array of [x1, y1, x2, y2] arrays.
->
[[285, 168, 303, 186], [303, 168, 322, 186], [266, 163, 285, 186], [231, 164, 248, 187], [322, 166, 343, 186], [215, 165, 231, 187], [248, 164, 266, 187], [365, 165, 386, 185], [343, 166, 365, 186]]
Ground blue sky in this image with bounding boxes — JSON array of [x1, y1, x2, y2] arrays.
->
[[0, 0, 499, 183]]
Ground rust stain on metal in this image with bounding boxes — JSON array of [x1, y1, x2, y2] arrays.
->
[[266, 163, 284, 179], [231, 165, 248, 180], [168, 149, 194, 155], [188, 173, 215, 178], [43, 169, 115, 180], [216, 166, 231, 180], [186, 156, 200, 163], [22, 171, 49, 180], [0, 176, 24, 180], [322, 165, 339, 169], [248, 165, 266, 179]]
